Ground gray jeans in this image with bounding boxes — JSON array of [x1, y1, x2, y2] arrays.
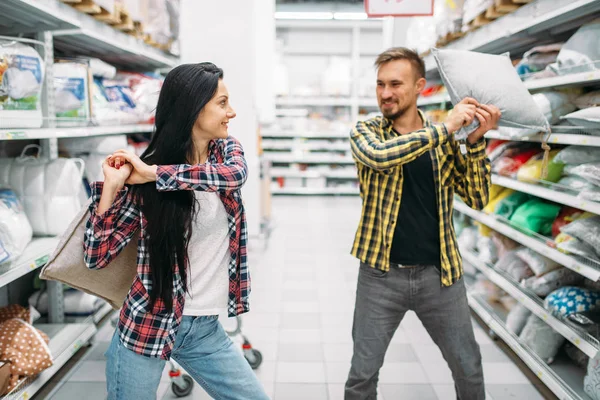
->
[[344, 263, 485, 400]]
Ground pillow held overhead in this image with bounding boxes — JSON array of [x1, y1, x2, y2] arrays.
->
[[432, 48, 550, 141]]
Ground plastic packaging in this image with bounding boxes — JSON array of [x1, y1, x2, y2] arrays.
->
[[515, 248, 561, 277], [575, 90, 600, 110], [560, 216, 600, 256], [0, 188, 33, 265], [570, 163, 600, 187], [555, 233, 599, 261], [553, 20, 600, 75], [54, 62, 91, 126], [509, 199, 562, 236], [516, 149, 564, 183], [519, 314, 565, 363], [0, 39, 44, 128], [477, 236, 498, 265], [494, 250, 534, 281], [506, 303, 532, 336], [521, 267, 583, 297], [552, 207, 586, 238], [494, 192, 531, 220]]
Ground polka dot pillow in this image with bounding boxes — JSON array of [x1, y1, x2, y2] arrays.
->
[[0, 319, 52, 394], [544, 286, 600, 317]]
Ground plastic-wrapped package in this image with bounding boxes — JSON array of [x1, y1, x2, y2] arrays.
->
[[561, 107, 600, 130], [552, 20, 600, 75], [580, 189, 600, 202], [86, 58, 116, 79], [569, 163, 600, 187], [556, 233, 600, 261], [321, 57, 351, 97], [54, 62, 91, 126], [566, 343, 590, 370], [510, 199, 562, 236], [493, 149, 541, 177], [494, 250, 534, 282], [515, 248, 561, 277], [115, 72, 162, 124], [499, 295, 518, 311], [0, 188, 33, 265], [531, 92, 576, 126], [494, 192, 531, 220], [555, 146, 600, 166], [506, 303, 532, 336], [521, 267, 583, 297], [0, 39, 44, 128], [516, 150, 564, 183], [477, 236, 498, 265], [516, 44, 563, 77], [483, 187, 514, 215], [552, 207, 586, 238], [545, 286, 600, 317], [29, 288, 104, 317], [470, 275, 505, 303], [575, 90, 600, 109], [92, 78, 140, 125], [457, 226, 478, 251], [560, 216, 600, 256], [519, 314, 565, 363], [585, 352, 600, 399], [490, 231, 520, 259]]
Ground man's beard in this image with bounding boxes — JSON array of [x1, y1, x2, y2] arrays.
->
[[381, 103, 409, 120]]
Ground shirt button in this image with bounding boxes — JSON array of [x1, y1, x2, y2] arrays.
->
[[396, 198, 400, 202]]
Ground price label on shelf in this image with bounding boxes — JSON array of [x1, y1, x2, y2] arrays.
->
[[0, 131, 27, 140]]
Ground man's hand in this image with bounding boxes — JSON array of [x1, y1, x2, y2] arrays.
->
[[443, 97, 478, 134], [467, 104, 502, 144]]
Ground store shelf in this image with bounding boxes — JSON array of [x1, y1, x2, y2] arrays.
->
[[0, 0, 177, 69], [265, 154, 355, 164], [492, 174, 600, 215], [276, 97, 353, 107], [270, 169, 357, 179], [272, 187, 359, 195], [467, 293, 588, 400], [423, 0, 600, 75], [462, 249, 599, 358], [454, 201, 600, 281], [262, 142, 350, 151], [7, 322, 96, 400], [93, 302, 114, 324], [262, 131, 349, 139], [0, 238, 59, 289], [525, 69, 600, 91], [485, 130, 600, 147], [0, 124, 154, 141], [358, 98, 378, 108], [417, 94, 451, 107]]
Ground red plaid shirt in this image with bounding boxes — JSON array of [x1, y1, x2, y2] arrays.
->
[[84, 136, 250, 359]]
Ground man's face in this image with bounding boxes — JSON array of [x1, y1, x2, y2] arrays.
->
[[376, 59, 424, 120]]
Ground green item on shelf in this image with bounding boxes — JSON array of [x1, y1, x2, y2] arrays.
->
[[494, 192, 532, 220], [509, 199, 562, 236]]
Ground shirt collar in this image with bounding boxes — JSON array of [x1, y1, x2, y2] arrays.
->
[[382, 109, 431, 132]]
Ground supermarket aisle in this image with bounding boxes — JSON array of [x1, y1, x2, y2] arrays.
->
[[47, 197, 547, 400]]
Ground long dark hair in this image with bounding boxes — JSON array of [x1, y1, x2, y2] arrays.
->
[[131, 63, 223, 313]]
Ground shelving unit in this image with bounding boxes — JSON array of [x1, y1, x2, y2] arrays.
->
[[0, 1, 177, 397], [271, 187, 359, 196], [462, 249, 599, 358], [454, 201, 600, 281]]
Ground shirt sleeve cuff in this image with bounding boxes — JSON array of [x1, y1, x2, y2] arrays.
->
[[433, 124, 450, 146], [89, 181, 129, 217], [467, 138, 487, 160]]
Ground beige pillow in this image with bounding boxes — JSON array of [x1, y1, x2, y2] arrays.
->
[[39, 199, 138, 310]]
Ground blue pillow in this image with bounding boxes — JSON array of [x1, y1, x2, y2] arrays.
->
[[545, 287, 600, 317]]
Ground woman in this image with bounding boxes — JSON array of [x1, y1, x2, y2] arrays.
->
[[84, 63, 268, 400]]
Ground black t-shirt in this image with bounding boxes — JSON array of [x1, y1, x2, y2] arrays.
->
[[389, 130, 441, 267]]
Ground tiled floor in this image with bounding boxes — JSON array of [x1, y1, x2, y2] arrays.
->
[[45, 197, 547, 399]]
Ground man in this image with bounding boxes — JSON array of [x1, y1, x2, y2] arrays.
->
[[345, 47, 499, 400]]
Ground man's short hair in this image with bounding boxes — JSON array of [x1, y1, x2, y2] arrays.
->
[[374, 47, 426, 80]]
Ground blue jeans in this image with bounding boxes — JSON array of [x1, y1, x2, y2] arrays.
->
[[105, 315, 269, 400]]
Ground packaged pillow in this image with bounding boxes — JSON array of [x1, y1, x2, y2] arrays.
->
[[515, 248, 561, 277], [552, 207, 586, 238], [0, 188, 33, 265], [575, 90, 600, 109], [560, 216, 600, 256], [477, 236, 498, 265], [509, 199, 562, 236], [516, 149, 564, 183], [555, 233, 600, 261], [570, 163, 600, 187], [521, 267, 583, 297], [432, 48, 549, 141], [490, 231, 520, 259], [494, 192, 531, 220], [545, 286, 600, 317], [519, 314, 565, 363], [483, 187, 514, 215], [561, 107, 600, 130], [506, 303, 531, 336], [458, 226, 479, 251], [494, 250, 534, 282], [493, 149, 541, 177], [552, 20, 600, 75]]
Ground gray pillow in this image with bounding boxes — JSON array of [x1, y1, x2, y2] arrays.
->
[[39, 198, 138, 310], [432, 48, 550, 140]]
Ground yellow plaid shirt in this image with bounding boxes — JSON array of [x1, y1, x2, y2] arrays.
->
[[350, 110, 491, 286]]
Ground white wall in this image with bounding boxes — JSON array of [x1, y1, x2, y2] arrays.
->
[[180, 0, 273, 237]]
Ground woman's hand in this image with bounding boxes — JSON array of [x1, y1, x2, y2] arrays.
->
[[102, 156, 132, 190], [109, 150, 158, 185]]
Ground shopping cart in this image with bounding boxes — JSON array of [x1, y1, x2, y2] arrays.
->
[[110, 313, 262, 398]]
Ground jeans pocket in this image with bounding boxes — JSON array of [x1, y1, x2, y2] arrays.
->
[[360, 263, 388, 278], [174, 316, 196, 351]]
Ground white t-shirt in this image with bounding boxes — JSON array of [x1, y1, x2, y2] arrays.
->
[[182, 191, 229, 316]]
